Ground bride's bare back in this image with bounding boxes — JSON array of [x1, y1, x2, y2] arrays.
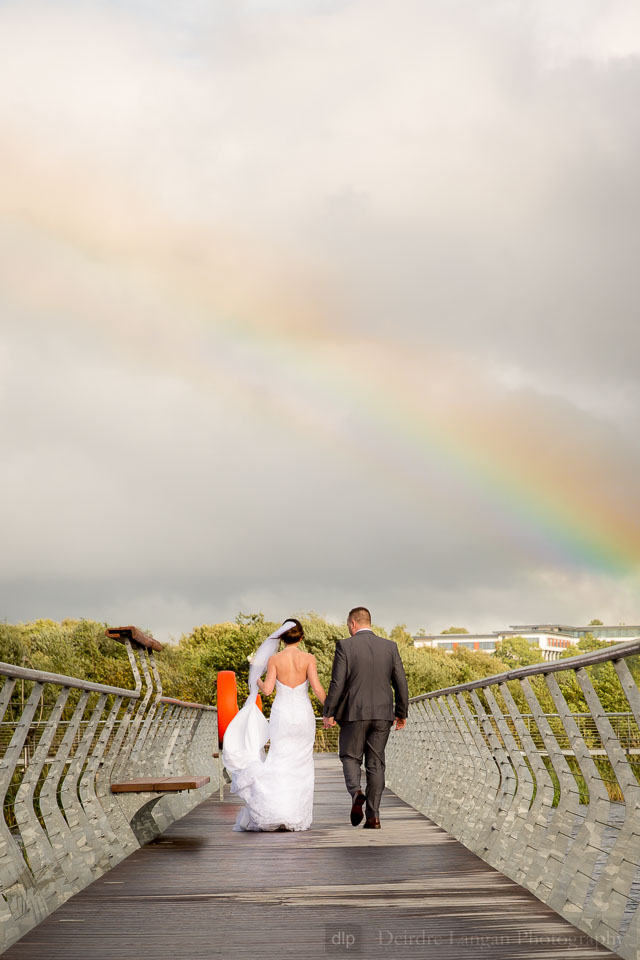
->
[[258, 644, 326, 703]]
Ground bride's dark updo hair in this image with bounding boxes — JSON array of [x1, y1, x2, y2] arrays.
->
[[280, 619, 304, 644]]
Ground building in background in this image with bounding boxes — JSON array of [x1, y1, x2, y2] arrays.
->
[[412, 624, 640, 662]]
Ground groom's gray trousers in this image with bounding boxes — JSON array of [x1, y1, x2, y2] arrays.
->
[[338, 719, 393, 819]]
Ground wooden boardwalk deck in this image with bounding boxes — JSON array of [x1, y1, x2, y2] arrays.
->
[[4, 755, 619, 959]]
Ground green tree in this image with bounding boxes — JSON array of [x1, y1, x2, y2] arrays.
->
[[235, 612, 266, 627], [556, 634, 631, 713], [14, 612, 618, 721], [440, 626, 469, 635], [174, 612, 346, 716], [0, 619, 133, 719], [449, 646, 509, 685], [397, 643, 509, 698], [494, 636, 545, 668], [390, 624, 413, 645]]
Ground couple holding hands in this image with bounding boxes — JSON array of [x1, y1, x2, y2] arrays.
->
[[222, 606, 409, 832]]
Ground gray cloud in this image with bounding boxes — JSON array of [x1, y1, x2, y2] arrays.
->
[[1, 0, 639, 640]]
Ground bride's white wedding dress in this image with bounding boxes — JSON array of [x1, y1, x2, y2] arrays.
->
[[223, 677, 316, 832]]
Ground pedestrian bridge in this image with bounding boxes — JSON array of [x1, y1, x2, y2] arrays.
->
[[1, 629, 638, 959]]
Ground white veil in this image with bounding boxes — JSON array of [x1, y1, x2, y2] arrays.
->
[[221, 620, 296, 780]]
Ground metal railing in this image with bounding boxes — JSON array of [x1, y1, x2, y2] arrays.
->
[[8, 632, 638, 956], [386, 639, 640, 960], [0, 628, 218, 954]]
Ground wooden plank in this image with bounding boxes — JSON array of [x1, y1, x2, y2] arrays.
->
[[110, 776, 210, 793], [110, 779, 160, 793], [5, 756, 619, 959], [105, 626, 163, 652], [147, 777, 211, 791]]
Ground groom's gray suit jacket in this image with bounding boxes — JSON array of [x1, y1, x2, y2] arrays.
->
[[322, 630, 409, 723]]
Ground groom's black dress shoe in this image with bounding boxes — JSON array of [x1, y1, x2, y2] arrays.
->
[[350, 792, 366, 826], [363, 817, 381, 829]]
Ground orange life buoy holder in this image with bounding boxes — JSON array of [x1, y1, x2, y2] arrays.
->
[[216, 671, 263, 747]]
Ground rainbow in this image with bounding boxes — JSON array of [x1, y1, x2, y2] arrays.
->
[[161, 258, 639, 580], [7, 158, 638, 580], [240, 330, 640, 578]]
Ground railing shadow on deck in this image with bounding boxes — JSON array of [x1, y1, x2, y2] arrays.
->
[[0, 627, 218, 954], [386, 639, 640, 960]]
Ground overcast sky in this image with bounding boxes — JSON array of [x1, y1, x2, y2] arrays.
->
[[1, 0, 639, 641]]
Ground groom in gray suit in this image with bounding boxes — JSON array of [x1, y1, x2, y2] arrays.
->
[[322, 607, 409, 829]]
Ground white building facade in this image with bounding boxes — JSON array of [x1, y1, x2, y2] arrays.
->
[[412, 624, 640, 662]]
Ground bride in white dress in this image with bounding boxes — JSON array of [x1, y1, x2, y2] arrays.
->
[[222, 620, 327, 832]]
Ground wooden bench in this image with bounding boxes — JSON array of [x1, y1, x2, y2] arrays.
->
[[111, 776, 210, 793]]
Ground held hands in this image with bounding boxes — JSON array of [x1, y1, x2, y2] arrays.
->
[[322, 716, 404, 729]]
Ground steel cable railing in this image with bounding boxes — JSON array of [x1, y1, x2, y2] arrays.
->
[[0, 630, 218, 954], [386, 639, 640, 960]]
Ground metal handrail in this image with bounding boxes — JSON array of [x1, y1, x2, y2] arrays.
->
[[0, 660, 140, 699], [158, 696, 216, 711]]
